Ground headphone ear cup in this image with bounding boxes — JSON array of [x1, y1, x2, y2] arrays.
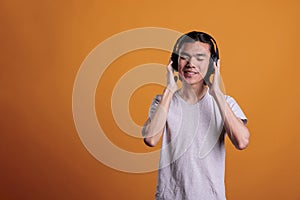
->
[[171, 53, 178, 71], [208, 57, 216, 74], [211, 54, 218, 63]]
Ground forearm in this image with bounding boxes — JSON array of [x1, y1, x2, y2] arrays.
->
[[212, 90, 250, 150], [142, 88, 174, 147]]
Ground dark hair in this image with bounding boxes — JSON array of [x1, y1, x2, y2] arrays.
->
[[171, 31, 219, 71]]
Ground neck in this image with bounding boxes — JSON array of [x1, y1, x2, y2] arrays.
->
[[179, 82, 208, 104]]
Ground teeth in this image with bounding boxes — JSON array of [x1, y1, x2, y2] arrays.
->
[[185, 71, 196, 74]]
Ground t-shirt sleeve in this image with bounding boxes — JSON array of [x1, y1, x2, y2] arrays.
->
[[148, 95, 162, 119], [225, 95, 248, 125]]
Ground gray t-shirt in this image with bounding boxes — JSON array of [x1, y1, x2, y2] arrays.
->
[[148, 90, 247, 200]]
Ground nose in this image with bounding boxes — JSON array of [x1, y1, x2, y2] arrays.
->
[[186, 57, 196, 68]]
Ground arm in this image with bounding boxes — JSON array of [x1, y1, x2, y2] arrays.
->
[[208, 60, 250, 150], [142, 88, 173, 147], [142, 61, 177, 147], [212, 92, 250, 150]]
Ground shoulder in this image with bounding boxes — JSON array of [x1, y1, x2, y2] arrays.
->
[[225, 95, 239, 107], [225, 94, 248, 124], [224, 95, 243, 110]]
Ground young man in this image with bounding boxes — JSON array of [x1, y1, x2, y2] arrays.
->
[[142, 31, 250, 200]]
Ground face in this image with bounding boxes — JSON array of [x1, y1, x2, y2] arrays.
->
[[177, 41, 211, 86]]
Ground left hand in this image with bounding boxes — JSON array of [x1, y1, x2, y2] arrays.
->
[[207, 59, 223, 97]]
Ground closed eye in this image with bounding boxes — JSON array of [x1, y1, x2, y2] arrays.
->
[[180, 56, 189, 60]]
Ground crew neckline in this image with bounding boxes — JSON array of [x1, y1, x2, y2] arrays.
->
[[175, 88, 209, 105]]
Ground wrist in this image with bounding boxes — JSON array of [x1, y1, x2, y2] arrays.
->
[[165, 86, 177, 95], [163, 87, 175, 100]]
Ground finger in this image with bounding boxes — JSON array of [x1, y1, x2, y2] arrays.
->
[[167, 61, 175, 74], [166, 63, 172, 72], [167, 60, 173, 69], [213, 60, 220, 73], [215, 59, 220, 71]]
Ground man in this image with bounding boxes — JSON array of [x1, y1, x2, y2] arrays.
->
[[142, 31, 250, 200]]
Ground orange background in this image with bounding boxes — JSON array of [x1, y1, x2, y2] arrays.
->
[[1, 0, 300, 199]]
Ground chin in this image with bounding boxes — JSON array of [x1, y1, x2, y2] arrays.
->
[[182, 75, 201, 84], [184, 79, 203, 86]]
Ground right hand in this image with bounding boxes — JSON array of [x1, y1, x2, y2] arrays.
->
[[166, 61, 178, 94]]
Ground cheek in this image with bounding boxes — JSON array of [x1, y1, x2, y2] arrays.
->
[[178, 59, 186, 68], [198, 61, 209, 72], [177, 61, 185, 72]]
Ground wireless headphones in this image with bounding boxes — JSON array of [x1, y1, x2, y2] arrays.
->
[[171, 31, 219, 71]]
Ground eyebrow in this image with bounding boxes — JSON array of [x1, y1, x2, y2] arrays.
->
[[195, 53, 207, 57], [179, 51, 207, 57], [179, 52, 190, 56]]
